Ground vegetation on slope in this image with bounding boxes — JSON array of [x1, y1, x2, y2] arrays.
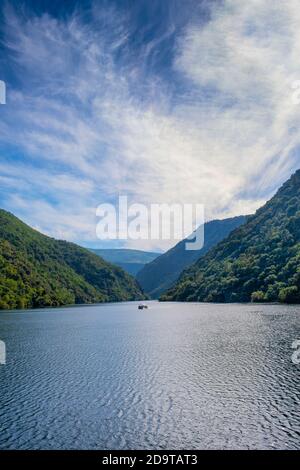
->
[[0, 210, 143, 310], [162, 170, 300, 304], [137, 216, 246, 298]]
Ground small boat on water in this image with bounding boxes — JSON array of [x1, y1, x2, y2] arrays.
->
[[138, 304, 148, 310]]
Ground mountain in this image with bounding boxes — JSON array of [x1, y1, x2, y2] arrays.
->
[[136, 216, 247, 298], [0, 209, 144, 310], [90, 249, 160, 276], [162, 170, 300, 304]]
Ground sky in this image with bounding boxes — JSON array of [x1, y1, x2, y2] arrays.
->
[[0, 0, 300, 251]]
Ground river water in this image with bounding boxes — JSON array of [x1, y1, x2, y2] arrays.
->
[[0, 301, 299, 449]]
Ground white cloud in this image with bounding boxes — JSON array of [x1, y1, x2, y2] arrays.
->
[[1, 1, 300, 250], [174, 0, 300, 193]]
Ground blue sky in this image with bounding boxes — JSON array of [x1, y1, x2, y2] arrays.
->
[[0, 0, 300, 251]]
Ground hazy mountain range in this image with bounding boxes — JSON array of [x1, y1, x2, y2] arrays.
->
[[89, 249, 160, 276], [1, 170, 300, 309]]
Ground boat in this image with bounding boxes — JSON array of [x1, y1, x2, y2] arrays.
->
[[138, 304, 148, 310]]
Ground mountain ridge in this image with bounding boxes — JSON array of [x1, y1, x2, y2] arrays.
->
[[162, 170, 300, 304], [137, 215, 247, 298], [0, 209, 144, 310], [90, 248, 160, 276]]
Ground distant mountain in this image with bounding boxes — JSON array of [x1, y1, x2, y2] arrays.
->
[[0, 210, 144, 310], [162, 170, 300, 304], [90, 249, 160, 276], [136, 216, 247, 298]]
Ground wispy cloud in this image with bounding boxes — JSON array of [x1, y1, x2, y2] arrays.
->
[[0, 1, 300, 249]]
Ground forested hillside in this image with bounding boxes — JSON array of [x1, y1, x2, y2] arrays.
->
[[137, 216, 246, 298], [0, 210, 143, 310], [162, 170, 300, 304]]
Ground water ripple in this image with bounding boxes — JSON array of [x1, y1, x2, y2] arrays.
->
[[0, 302, 299, 449]]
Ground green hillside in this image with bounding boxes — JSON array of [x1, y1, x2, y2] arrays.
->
[[0, 209, 144, 310], [162, 170, 300, 304], [137, 216, 246, 298]]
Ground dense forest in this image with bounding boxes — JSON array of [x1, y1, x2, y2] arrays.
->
[[0, 210, 143, 310], [162, 170, 300, 304], [137, 216, 246, 298]]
